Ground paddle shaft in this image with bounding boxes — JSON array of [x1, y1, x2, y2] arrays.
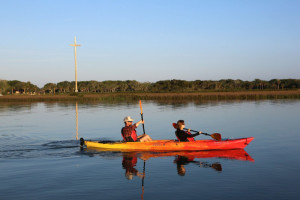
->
[[183, 127, 210, 136], [140, 113, 146, 135], [139, 100, 146, 135], [142, 160, 145, 186], [141, 160, 145, 199], [140, 100, 146, 199]]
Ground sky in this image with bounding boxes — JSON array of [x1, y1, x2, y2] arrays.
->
[[0, 0, 299, 87]]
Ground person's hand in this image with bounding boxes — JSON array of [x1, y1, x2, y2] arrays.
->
[[140, 154, 150, 161], [137, 172, 145, 179], [140, 120, 144, 124], [187, 129, 191, 132], [198, 131, 202, 134]]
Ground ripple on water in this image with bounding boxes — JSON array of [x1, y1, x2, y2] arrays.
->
[[0, 139, 80, 159]]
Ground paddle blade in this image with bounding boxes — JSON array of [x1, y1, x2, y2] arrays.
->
[[172, 123, 177, 129], [211, 133, 222, 141], [139, 100, 143, 114]]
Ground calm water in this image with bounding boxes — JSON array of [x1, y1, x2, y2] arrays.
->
[[0, 100, 300, 200]]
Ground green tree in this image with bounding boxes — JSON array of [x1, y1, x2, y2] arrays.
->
[[43, 83, 57, 94], [87, 81, 99, 92], [0, 80, 9, 94], [57, 81, 72, 93]]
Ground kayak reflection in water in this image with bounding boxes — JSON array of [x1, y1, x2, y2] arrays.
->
[[174, 155, 222, 176], [175, 120, 202, 142], [121, 116, 152, 142], [122, 153, 145, 180]]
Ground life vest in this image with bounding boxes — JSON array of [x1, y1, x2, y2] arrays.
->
[[122, 156, 138, 168], [121, 127, 138, 142], [187, 134, 195, 142], [175, 129, 195, 142]]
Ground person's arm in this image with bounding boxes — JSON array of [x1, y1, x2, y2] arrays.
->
[[180, 130, 200, 138], [134, 120, 144, 127], [186, 132, 200, 138]]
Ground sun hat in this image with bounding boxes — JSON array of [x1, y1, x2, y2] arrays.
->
[[123, 116, 134, 122], [125, 173, 133, 180]]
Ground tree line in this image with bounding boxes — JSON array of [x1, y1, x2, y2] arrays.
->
[[0, 79, 299, 95]]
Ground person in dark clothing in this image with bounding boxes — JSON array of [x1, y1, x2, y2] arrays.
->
[[175, 120, 201, 142], [174, 155, 222, 176], [174, 155, 196, 176]]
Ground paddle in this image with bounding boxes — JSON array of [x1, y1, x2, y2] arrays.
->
[[172, 123, 222, 141], [141, 160, 146, 200], [199, 161, 222, 172], [139, 100, 146, 200], [139, 100, 146, 135]]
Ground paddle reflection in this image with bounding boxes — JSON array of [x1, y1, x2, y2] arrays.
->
[[80, 148, 253, 199], [138, 150, 253, 176], [81, 148, 254, 177], [174, 155, 222, 175]]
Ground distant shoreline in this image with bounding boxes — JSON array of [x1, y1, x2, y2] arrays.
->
[[0, 90, 299, 102]]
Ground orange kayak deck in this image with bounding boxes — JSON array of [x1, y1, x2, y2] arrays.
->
[[82, 137, 254, 151]]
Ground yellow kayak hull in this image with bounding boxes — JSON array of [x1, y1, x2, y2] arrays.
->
[[82, 137, 254, 151]]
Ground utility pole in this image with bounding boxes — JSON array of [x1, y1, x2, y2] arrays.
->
[[70, 36, 81, 92]]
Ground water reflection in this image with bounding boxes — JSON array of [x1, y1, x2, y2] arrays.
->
[[120, 151, 224, 178], [121, 152, 146, 200], [81, 148, 253, 199], [0, 102, 37, 113], [75, 102, 79, 140], [122, 153, 145, 180], [4, 99, 299, 111], [82, 149, 254, 176], [174, 155, 222, 175]]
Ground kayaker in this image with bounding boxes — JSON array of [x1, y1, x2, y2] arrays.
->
[[175, 120, 202, 142], [174, 155, 193, 176], [121, 116, 152, 142]]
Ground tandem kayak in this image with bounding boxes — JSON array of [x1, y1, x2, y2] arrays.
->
[[80, 137, 254, 151]]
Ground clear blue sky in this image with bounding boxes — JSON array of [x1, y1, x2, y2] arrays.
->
[[0, 0, 299, 87]]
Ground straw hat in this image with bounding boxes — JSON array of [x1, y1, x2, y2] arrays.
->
[[125, 172, 133, 180], [123, 116, 134, 122]]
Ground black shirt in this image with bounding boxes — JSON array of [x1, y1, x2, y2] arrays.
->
[[175, 129, 200, 142]]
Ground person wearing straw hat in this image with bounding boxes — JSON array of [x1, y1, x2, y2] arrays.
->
[[122, 153, 145, 180], [121, 116, 152, 142]]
